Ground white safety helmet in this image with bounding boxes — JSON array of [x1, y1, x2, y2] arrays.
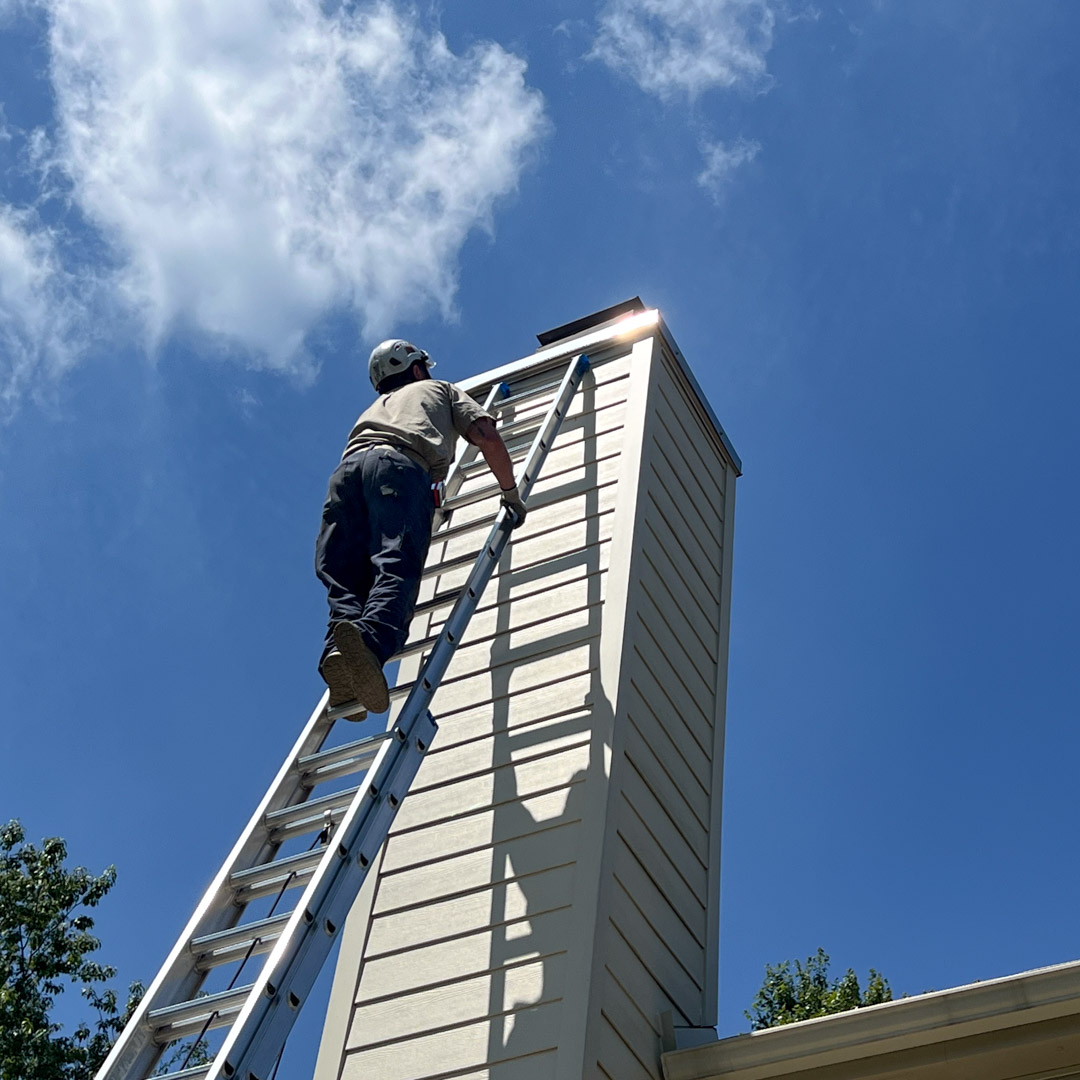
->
[[368, 339, 434, 392]]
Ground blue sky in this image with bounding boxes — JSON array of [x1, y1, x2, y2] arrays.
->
[[3, 0, 1080, 1072]]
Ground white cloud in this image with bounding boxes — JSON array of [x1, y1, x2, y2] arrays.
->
[[2, 0, 546, 390], [592, 0, 776, 101], [698, 136, 760, 200], [0, 0, 31, 21], [0, 206, 87, 417]]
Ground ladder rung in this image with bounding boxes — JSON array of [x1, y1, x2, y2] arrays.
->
[[148, 984, 253, 1041], [190, 912, 292, 971], [324, 697, 368, 723], [230, 847, 325, 902], [447, 441, 481, 471], [159, 1065, 212, 1080], [431, 507, 501, 544], [263, 784, 362, 842], [496, 413, 543, 441], [296, 731, 392, 785], [412, 586, 464, 617], [157, 1063, 212, 1080], [440, 479, 503, 513], [395, 631, 439, 663], [454, 442, 531, 481], [422, 543, 491, 581], [492, 374, 564, 412]]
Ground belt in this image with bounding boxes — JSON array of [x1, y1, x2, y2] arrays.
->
[[344, 442, 431, 476]]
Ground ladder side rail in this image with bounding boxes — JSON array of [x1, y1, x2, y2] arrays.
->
[[515, 353, 590, 502], [210, 707, 438, 1080], [95, 696, 335, 1080], [206, 352, 589, 1080]]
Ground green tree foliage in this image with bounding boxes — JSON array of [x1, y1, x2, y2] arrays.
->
[[746, 948, 893, 1031], [0, 820, 141, 1080]]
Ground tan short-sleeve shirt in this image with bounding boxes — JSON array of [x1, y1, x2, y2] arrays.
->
[[341, 379, 491, 483]]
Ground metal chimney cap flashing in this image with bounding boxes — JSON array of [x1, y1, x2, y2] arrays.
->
[[536, 296, 646, 348]]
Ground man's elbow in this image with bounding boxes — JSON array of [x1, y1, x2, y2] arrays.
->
[[466, 417, 499, 447]]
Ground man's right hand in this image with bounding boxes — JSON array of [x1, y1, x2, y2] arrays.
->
[[500, 484, 528, 529]]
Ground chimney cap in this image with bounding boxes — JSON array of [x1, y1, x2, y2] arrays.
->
[[536, 296, 646, 348]]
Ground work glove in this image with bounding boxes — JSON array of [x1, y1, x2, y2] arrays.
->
[[500, 484, 528, 529]]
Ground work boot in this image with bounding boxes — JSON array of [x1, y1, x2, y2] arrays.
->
[[332, 621, 390, 714], [318, 649, 357, 709]]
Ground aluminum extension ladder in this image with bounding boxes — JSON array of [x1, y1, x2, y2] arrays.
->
[[95, 353, 591, 1080]]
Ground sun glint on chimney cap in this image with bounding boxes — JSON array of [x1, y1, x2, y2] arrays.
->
[[535, 297, 646, 349]]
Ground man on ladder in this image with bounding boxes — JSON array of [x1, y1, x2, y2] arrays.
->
[[316, 339, 527, 715]]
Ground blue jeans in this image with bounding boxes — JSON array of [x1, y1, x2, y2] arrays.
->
[[315, 447, 434, 665]]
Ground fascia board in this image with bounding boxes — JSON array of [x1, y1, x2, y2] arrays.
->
[[662, 959, 1080, 1080]]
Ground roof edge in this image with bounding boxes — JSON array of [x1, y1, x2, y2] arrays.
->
[[662, 958, 1080, 1080]]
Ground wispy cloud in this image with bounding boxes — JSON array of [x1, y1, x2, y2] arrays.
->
[[0, 205, 88, 418], [698, 136, 761, 200], [0, 0, 32, 21], [0, 0, 547, 405], [591, 0, 776, 101]]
